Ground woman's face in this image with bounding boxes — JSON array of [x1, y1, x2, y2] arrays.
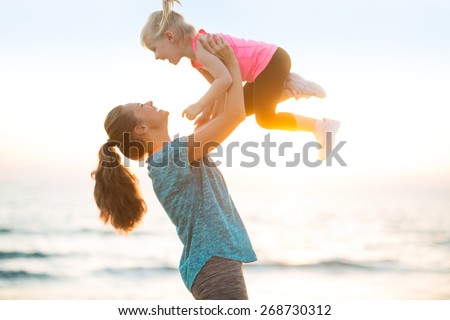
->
[[125, 101, 169, 130]]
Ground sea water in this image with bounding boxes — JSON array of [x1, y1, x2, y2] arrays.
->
[[1, 171, 449, 300]]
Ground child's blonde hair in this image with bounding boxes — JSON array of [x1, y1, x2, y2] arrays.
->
[[140, 0, 195, 49]]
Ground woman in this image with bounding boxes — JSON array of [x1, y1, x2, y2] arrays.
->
[[92, 35, 256, 299]]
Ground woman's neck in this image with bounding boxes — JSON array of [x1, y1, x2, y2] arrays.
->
[[146, 131, 170, 154]]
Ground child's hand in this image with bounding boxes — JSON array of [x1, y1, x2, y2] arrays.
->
[[182, 103, 204, 120]]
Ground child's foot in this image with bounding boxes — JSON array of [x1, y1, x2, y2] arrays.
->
[[314, 118, 341, 160], [284, 73, 327, 100]]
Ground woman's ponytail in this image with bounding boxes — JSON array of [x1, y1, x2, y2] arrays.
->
[[92, 106, 147, 234]]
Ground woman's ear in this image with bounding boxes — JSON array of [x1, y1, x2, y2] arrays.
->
[[134, 125, 149, 135]]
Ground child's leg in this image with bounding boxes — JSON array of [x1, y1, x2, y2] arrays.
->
[[250, 48, 340, 159], [251, 48, 329, 133], [251, 48, 318, 131], [283, 73, 327, 100], [245, 74, 317, 115], [243, 82, 255, 117], [191, 256, 249, 300], [251, 47, 298, 130]]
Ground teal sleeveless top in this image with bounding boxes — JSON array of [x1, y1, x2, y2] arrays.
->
[[147, 137, 257, 290]]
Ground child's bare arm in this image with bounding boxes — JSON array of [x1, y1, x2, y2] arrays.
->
[[194, 92, 227, 131], [182, 39, 233, 120], [192, 68, 222, 130], [196, 67, 215, 84], [187, 36, 245, 162], [196, 42, 233, 106]]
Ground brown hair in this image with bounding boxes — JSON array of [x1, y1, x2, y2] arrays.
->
[[91, 106, 147, 234]]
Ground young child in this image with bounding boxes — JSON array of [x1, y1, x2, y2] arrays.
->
[[141, 0, 340, 160]]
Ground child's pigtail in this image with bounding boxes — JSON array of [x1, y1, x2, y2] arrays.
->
[[157, 0, 182, 37]]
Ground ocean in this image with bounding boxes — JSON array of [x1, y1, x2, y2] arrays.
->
[[1, 170, 449, 300]]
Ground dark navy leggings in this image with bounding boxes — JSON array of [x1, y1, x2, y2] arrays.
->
[[243, 47, 296, 131]]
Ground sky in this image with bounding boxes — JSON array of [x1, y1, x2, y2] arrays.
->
[[0, 0, 449, 188]]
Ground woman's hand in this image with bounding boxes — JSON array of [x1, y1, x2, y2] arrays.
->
[[194, 112, 211, 131], [199, 34, 237, 67]]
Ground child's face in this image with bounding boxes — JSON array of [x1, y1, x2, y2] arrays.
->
[[146, 32, 183, 65]]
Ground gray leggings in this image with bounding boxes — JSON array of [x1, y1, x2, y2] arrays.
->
[[191, 256, 249, 300]]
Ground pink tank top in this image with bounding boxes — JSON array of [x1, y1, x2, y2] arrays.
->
[[191, 29, 278, 83]]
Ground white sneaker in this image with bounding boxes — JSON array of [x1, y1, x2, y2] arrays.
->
[[314, 118, 341, 160], [284, 72, 327, 100]]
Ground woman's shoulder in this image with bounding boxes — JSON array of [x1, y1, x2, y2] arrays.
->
[[147, 136, 189, 168]]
